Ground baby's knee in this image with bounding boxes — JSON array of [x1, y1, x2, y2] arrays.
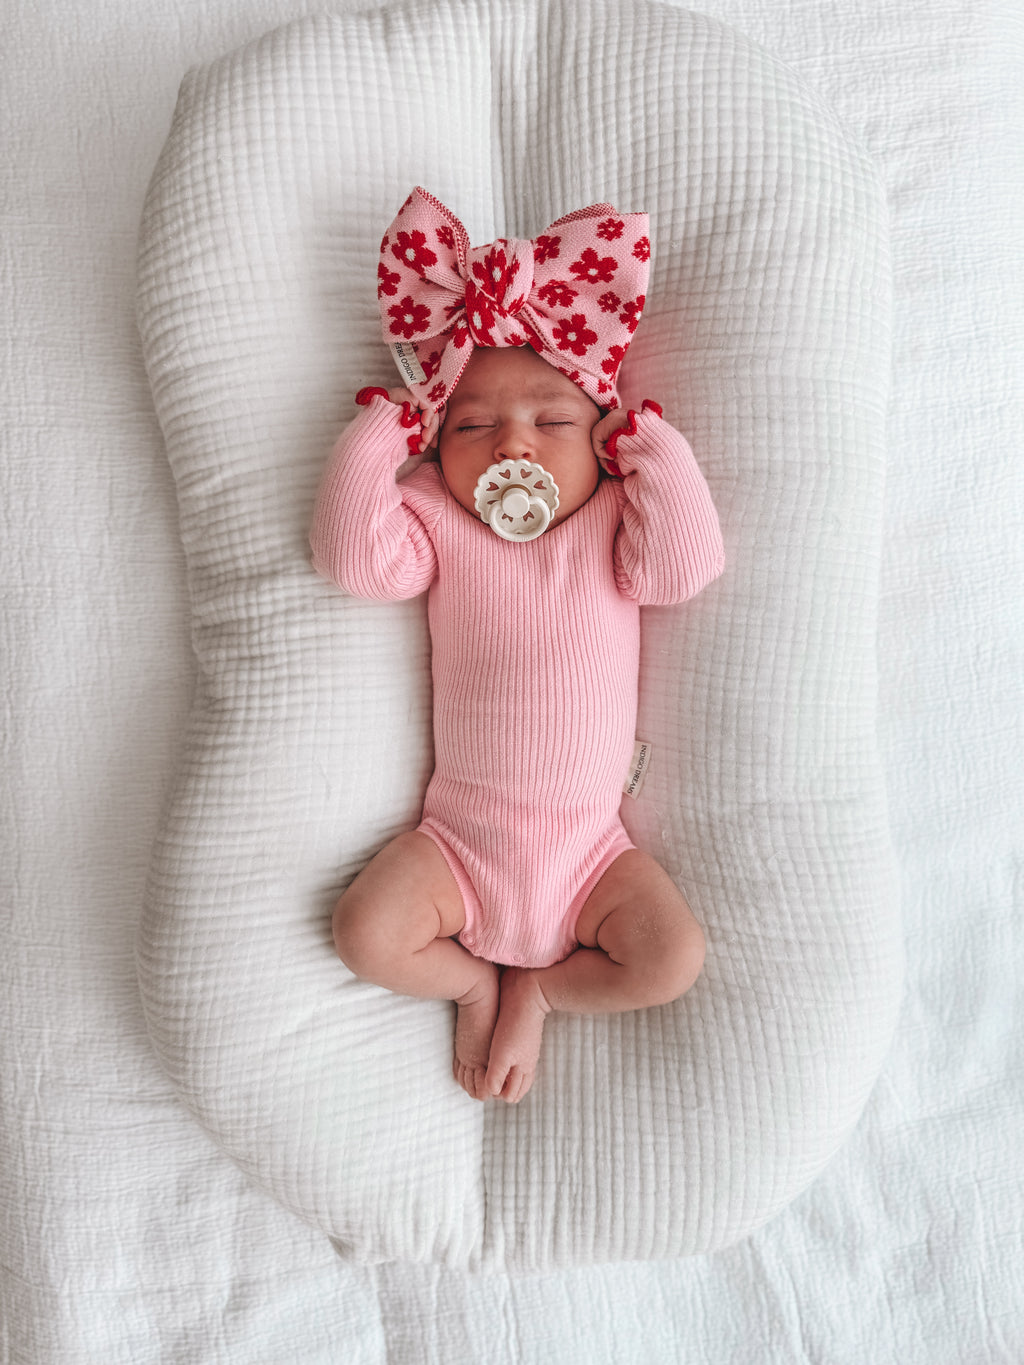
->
[[665, 919, 706, 1000], [635, 916, 706, 1007], [332, 894, 392, 981]]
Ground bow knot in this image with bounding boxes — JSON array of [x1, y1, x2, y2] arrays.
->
[[377, 187, 650, 410], [464, 240, 535, 345]]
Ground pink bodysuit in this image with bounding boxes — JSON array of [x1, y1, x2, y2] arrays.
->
[[311, 393, 724, 968]]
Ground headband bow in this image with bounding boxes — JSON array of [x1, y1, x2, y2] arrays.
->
[[377, 186, 650, 411]]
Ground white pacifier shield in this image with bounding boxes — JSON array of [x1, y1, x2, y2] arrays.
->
[[473, 459, 560, 542]]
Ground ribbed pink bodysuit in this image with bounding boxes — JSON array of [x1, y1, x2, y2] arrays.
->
[[311, 394, 724, 968]]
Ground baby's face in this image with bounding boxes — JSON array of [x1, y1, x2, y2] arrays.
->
[[437, 347, 601, 526]]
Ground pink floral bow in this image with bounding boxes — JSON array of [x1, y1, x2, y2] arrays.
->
[[376, 186, 651, 411]]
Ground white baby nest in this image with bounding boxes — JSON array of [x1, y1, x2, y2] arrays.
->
[[136, 0, 901, 1270]]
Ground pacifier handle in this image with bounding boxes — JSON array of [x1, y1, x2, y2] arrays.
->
[[488, 488, 552, 541]]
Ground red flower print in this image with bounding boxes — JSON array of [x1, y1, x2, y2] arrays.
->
[[602, 344, 626, 377], [552, 313, 598, 356], [472, 246, 520, 308], [387, 295, 431, 338], [452, 326, 471, 349], [568, 247, 618, 284], [632, 236, 651, 262], [596, 217, 625, 241], [391, 229, 438, 274], [428, 382, 447, 404], [537, 279, 579, 308], [505, 333, 525, 346], [521, 323, 545, 354], [619, 295, 645, 333], [464, 282, 498, 343], [436, 224, 456, 250], [598, 290, 621, 313], [378, 263, 401, 297], [422, 349, 443, 379], [534, 234, 561, 263]]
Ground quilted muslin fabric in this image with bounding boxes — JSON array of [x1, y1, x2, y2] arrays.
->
[[136, 0, 901, 1269]]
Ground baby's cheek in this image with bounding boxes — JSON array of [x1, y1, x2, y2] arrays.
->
[[437, 452, 484, 517], [550, 454, 601, 524]]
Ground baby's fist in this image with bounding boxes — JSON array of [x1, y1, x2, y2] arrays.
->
[[388, 387, 440, 453], [591, 408, 630, 465]]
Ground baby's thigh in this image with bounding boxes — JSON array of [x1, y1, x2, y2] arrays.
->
[[574, 849, 704, 974], [333, 831, 466, 960]]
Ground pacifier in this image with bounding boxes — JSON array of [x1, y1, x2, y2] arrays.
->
[[472, 459, 560, 542]]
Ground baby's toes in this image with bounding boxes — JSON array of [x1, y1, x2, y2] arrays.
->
[[454, 1058, 488, 1101], [499, 1065, 533, 1104]]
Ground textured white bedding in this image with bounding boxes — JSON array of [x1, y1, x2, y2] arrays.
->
[[3, 0, 1022, 1359], [135, 0, 898, 1270]]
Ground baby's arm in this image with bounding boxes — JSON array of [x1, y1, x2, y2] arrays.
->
[[597, 402, 725, 605], [310, 389, 438, 600]]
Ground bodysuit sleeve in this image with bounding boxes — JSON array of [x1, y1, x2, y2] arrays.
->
[[310, 391, 439, 601], [607, 402, 725, 606]]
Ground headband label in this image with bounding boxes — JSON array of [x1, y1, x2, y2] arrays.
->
[[623, 739, 653, 799], [389, 341, 427, 386]]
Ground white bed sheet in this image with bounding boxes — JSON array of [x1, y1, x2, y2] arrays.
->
[[3, 0, 1021, 1360]]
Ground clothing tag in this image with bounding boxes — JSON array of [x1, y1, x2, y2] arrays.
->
[[623, 740, 653, 799], [389, 341, 427, 386]]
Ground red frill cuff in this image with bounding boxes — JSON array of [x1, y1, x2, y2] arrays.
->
[[354, 387, 424, 453], [602, 400, 663, 476], [354, 386, 391, 406]]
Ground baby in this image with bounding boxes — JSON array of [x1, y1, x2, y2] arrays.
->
[[311, 188, 724, 1103]]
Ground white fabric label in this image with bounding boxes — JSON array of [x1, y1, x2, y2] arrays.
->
[[623, 740, 652, 798], [389, 341, 427, 385]]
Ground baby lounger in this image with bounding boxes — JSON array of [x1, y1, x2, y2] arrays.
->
[[137, 0, 902, 1270]]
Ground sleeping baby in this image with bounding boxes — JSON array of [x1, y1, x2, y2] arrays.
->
[[311, 187, 724, 1103]]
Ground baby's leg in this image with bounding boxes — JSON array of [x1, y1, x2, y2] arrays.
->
[[485, 850, 706, 1103], [332, 831, 499, 1099]]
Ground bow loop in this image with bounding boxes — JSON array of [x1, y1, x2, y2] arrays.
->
[[377, 187, 650, 411]]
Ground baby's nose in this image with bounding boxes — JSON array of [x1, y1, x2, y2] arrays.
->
[[494, 420, 535, 458]]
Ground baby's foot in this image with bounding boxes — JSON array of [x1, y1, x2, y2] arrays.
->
[[453, 966, 500, 1100], [484, 968, 552, 1104]]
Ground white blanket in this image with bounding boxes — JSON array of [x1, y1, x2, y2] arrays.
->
[[3, 0, 1021, 1358]]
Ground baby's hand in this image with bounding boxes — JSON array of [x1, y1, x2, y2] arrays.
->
[[590, 407, 631, 466], [387, 387, 441, 453]]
